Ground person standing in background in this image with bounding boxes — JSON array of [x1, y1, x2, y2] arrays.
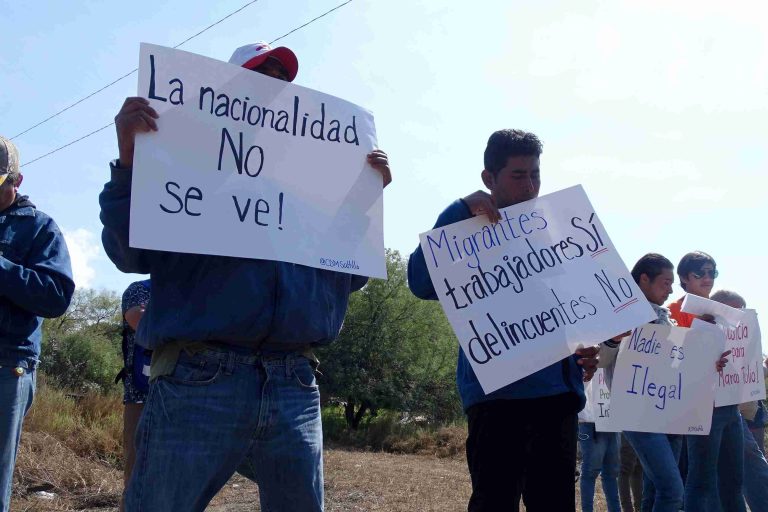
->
[[710, 289, 768, 512], [117, 279, 150, 511], [618, 433, 643, 512], [578, 396, 621, 512], [669, 252, 746, 512], [0, 135, 75, 512]]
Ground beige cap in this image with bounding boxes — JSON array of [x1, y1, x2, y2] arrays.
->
[[0, 136, 19, 176]]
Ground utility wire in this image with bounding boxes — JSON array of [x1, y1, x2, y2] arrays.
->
[[20, 0, 353, 168], [269, 0, 351, 45], [10, 69, 138, 142], [22, 123, 115, 168], [172, 0, 261, 50], [11, 0, 261, 142]]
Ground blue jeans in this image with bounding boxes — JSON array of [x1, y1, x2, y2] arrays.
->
[[742, 416, 768, 512], [0, 363, 36, 512], [578, 423, 621, 512], [685, 405, 746, 512], [125, 347, 323, 512], [623, 431, 682, 512]]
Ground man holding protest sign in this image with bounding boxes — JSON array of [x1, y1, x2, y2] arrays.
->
[[598, 253, 685, 512], [0, 136, 75, 512], [408, 130, 602, 512], [100, 42, 391, 512]]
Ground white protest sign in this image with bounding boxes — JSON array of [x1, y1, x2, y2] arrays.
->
[[713, 310, 766, 406], [130, 43, 386, 278], [681, 294, 745, 327], [586, 368, 619, 431], [418, 185, 656, 393], [608, 323, 722, 435]]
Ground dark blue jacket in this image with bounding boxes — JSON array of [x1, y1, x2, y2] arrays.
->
[[99, 164, 368, 350], [0, 196, 75, 365], [408, 199, 585, 411]]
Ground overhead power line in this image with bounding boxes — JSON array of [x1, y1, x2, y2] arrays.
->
[[21, 123, 115, 168], [11, 0, 261, 142], [20, 0, 353, 168], [11, 0, 259, 143], [269, 0, 351, 45]]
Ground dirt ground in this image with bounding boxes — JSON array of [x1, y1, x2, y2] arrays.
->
[[12, 446, 608, 511]]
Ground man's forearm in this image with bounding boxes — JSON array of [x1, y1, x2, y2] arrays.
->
[[0, 259, 74, 317], [99, 162, 153, 274]]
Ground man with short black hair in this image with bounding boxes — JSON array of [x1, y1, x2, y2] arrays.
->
[[101, 42, 391, 511], [0, 135, 75, 512], [408, 129, 600, 512], [600, 253, 683, 512]]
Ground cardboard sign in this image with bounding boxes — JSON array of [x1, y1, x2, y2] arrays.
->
[[713, 310, 766, 406], [608, 323, 723, 435], [681, 294, 745, 327], [130, 43, 386, 278], [584, 368, 619, 431], [418, 185, 656, 393]]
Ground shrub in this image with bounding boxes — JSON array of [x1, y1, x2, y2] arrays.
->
[[321, 404, 466, 458], [40, 332, 122, 393]]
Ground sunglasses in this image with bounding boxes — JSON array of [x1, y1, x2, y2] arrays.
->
[[691, 269, 718, 279]]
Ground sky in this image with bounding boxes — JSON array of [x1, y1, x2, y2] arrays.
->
[[1, 0, 766, 349]]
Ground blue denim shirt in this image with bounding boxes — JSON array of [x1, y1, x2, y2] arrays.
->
[[407, 199, 585, 411], [99, 164, 368, 350], [0, 196, 75, 365]]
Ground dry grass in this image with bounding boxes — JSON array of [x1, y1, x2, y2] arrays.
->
[[12, 432, 122, 511], [324, 449, 470, 511], [23, 381, 122, 462], [11, 380, 123, 511], [10, 383, 620, 511], [203, 449, 472, 512], [381, 425, 466, 458], [12, 443, 614, 512]]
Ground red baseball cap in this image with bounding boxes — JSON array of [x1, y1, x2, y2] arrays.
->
[[228, 42, 299, 82]]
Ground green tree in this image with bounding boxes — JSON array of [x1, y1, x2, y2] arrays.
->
[[317, 249, 461, 429], [40, 289, 123, 392], [42, 331, 123, 391], [43, 288, 122, 342]]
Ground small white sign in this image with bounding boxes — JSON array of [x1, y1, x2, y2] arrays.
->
[[587, 368, 619, 431], [418, 185, 656, 393], [681, 294, 745, 327], [713, 310, 766, 406], [130, 43, 386, 278]]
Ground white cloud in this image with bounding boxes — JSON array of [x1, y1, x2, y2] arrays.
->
[[62, 228, 100, 289]]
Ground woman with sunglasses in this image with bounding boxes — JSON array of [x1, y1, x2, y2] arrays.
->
[[668, 251, 747, 512], [668, 251, 719, 327]]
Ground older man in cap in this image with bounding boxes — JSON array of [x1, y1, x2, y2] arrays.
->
[[101, 42, 391, 511], [0, 136, 74, 512]]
